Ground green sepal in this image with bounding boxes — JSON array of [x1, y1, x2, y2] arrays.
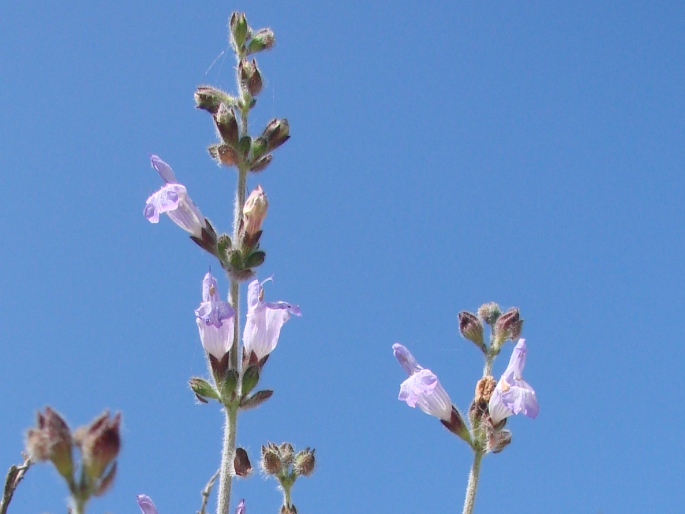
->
[[230, 12, 249, 50], [238, 136, 252, 159], [229, 250, 245, 271], [239, 389, 273, 410], [189, 377, 220, 402], [220, 369, 240, 403], [245, 250, 266, 269], [241, 364, 260, 396], [251, 137, 267, 159]]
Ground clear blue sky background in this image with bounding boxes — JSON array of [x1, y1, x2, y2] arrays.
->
[[2, 1, 684, 513]]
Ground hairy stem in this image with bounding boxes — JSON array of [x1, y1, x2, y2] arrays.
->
[[217, 407, 238, 514], [461, 450, 483, 514]]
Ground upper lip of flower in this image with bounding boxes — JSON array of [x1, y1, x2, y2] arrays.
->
[[488, 338, 539, 424]]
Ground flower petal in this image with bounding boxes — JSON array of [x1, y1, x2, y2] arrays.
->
[[137, 495, 158, 514], [150, 154, 178, 184], [392, 343, 423, 376]]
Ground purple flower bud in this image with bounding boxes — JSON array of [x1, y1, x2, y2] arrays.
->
[[235, 499, 246, 514], [144, 155, 207, 238], [243, 277, 301, 361], [488, 339, 539, 425], [195, 272, 236, 360], [137, 494, 158, 514], [398, 369, 453, 422]]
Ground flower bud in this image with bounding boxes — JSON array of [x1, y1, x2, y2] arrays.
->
[[458, 311, 484, 349], [77, 411, 121, 480], [293, 448, 315, 477], [234, 447, 252, 477], [239, 59, 263, 96], [230, 12, 249, 50], [279, 442, 294, 466], [247, 28, 275, 54], [261, 444, 282, 475], [477, 302, 501, 325], [25, 407, 74, 480], [250, 154, 272, 173], [242, 186, 268, 237], [488, 428, 512, 454], [262, 118, 290, 152], [195, 86, 235, 114], [494, 307, 523, 344], [214, 103, 239, 146], [189, 377, 220, 403], [280, 505, 297, 514]]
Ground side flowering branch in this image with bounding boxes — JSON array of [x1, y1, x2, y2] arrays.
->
[[0, 454, 31, 514]]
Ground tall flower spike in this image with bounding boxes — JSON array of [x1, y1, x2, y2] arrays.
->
[[243, 277, 301, 361], [144, 155, 207, 238], [195, 271, 236, 360], [488, 338, 539, 425], [137, 494, 159, 514]]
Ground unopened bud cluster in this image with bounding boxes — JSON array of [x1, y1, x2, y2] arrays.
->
[[25, 408, 121, 507], [260, 442, 316, 513], [458, 303, 523, 356]]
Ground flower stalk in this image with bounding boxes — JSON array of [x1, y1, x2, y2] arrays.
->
[[461, 450, 483, 514]]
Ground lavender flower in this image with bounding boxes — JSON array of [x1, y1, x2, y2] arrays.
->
[[243, 277, 301, 360], [393, 344, 452, 422], [488, 338, 539, 425], [137, 495, 158, 514], [195, 271, 236, 360], [235, 499, 246, 514], [144, 155, 207, 238]]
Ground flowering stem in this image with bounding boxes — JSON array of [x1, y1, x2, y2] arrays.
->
[[461, 449, 483, 514], [217, 406, 238, 514]]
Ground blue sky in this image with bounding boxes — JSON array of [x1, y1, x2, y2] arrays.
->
[[1, 1, 684, 513]]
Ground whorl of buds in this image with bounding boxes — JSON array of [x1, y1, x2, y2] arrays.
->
[[458, 311, 484, 349], [478, 302, 501, 325], [494, 307, 523, 344]]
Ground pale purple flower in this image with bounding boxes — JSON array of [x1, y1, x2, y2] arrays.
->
[[235, 499, 246, 514], [398, 369, 453, 422], [144, 155, 206, 238], [392, 343, 423, 375], [394, 344, 452, 422], [195, 271, 236, 359], [243, 277, 301, 360], [137, 495, 158, 514], [488, 338, 539, 425]]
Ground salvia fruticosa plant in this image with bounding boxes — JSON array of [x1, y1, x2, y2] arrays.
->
[[1, 11, 539, 514]]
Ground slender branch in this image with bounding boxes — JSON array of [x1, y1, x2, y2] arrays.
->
[[216, 407, 238, 514], [461, 450, 483, 514], [198, 468, 221, 514], [0, 455, 31, 514]]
